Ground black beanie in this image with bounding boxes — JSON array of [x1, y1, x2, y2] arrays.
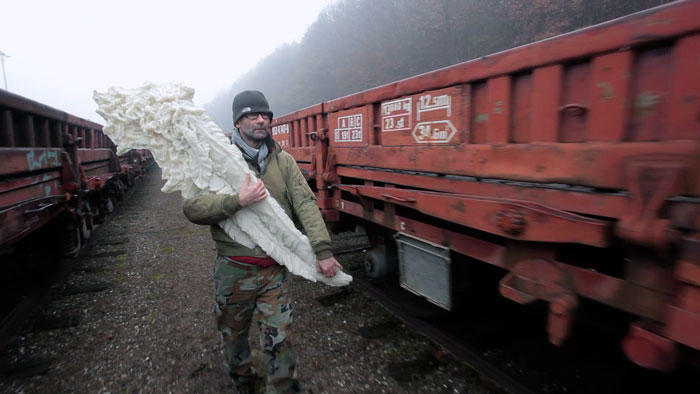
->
[[232, 90, 273, 125]]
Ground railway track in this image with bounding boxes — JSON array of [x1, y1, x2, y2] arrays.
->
[[2, 168, 481, 394], [350, 273, 537, 394], [0, 172, 145, 355], [329, 231, 534, 394]]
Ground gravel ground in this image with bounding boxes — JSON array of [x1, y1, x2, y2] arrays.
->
[[0, 168, 507, 394]]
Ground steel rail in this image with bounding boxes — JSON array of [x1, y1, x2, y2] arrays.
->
[[350, 274, 538, 394]]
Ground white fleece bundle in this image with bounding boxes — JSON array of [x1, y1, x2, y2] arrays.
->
[[93, 83, 351, 287]]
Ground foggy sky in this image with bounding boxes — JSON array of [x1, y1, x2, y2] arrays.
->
[[0, 0, 335, 122]]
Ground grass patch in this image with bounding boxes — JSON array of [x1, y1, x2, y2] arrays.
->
[[114, 273, 128, 283], [63, 363, 78, 374], [384, 337, 426, 358], [151, 273, 165, 280], [147, 292, 162, 301]]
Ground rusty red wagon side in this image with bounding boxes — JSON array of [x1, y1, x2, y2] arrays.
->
[[0, 90, 147, 255], [0, 90, 154, 349], [272, 0, 700, 370]]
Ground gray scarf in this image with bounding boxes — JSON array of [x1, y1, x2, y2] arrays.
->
[[232, 128, 269, 173]]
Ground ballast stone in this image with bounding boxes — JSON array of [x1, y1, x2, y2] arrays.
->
[[93, 83, 352, 287]]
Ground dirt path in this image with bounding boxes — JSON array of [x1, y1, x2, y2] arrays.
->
[[0, 167, 501, 394]]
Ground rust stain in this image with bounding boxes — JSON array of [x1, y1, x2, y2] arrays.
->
[[493, 101, 504, 115], [597, 82, 615, 102], [634, 91, 660, 118], [474, 113, 489, 123]]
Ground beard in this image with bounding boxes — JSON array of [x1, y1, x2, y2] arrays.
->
[[240, 124, 270, 142]]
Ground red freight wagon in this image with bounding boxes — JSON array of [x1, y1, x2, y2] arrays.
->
[[0, 90, 154, 350], [0, 90, 146, 255], [271, 1, 700, 370]]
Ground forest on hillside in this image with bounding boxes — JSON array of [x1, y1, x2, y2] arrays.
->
[[204, 0, 672, 129]]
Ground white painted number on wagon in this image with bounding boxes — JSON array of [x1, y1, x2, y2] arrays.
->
[[381, 98, 412, 132], [417, 94, 451, 120], [335, 114, 363, 142], [271, 124, 290, 147], [411, 120, 457, 143]]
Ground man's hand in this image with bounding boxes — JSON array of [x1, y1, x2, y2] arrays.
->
[[238, 173, 267, 207], [316, 257, 343, 278]]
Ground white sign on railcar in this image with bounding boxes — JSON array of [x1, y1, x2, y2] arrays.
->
[[416, 93, 451, 120], [271, 123, 290, 148], [381, 98, 412, 132], [411, 120, 457, 143], [334, 114, 363, 142]]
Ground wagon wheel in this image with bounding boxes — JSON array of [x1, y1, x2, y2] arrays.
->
[[364, 244, 397, 281], [61, 222, 82, 257], [105, 196, 115, 214], [79, 217, 91, 242]]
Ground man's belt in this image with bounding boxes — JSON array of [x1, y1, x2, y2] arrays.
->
[[226, 256, 278, 268]]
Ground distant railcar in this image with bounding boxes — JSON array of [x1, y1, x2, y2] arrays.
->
[[0, 90, 151, 256], [271, 1, 700, 371]]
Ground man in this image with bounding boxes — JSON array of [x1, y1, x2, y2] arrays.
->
[[182, 90, 343, 394]]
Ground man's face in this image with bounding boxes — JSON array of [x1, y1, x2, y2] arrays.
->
[[236, 113, 271, 147]]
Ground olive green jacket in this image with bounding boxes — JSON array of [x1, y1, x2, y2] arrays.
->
[[182, 138, 333, 260]]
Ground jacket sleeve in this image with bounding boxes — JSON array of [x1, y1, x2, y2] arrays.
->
[[182, 194, 241, 225], [284, 154, 333, 260]]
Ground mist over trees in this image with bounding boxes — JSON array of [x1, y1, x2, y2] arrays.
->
[[205, 0, 671, 129]]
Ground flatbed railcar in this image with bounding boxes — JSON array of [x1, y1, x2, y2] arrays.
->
[[0, 89, 152, 256], [270, 0, 700, 371], [0, 90, 153, 347]]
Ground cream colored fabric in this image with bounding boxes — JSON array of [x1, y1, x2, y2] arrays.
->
[[93, 83, 351, 286]]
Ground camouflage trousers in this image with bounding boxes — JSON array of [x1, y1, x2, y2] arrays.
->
[[213, 255, 299, 394]]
